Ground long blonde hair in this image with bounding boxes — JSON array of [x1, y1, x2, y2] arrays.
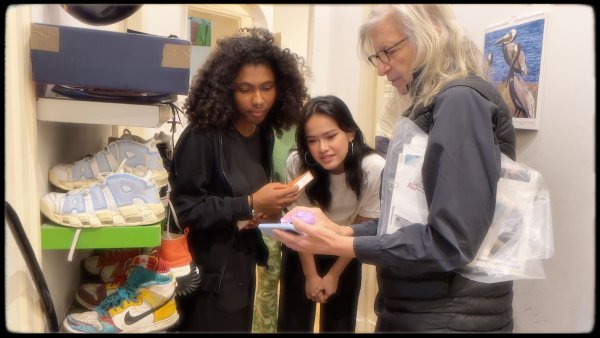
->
[[359, 5, 485, 116]]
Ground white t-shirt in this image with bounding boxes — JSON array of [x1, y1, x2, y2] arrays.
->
[[286, 151, 385, 225]]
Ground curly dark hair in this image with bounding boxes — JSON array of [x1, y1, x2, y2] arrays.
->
[[183, 27, 310, 137], [296, 95, 377, 211]]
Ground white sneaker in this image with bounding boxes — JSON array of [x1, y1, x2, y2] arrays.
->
[[41, 172, 164, 227], [49, 132, 168, 191], [108, 129, 172, 149]]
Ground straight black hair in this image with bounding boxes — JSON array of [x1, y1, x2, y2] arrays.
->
[[296, 95, 376, 210]]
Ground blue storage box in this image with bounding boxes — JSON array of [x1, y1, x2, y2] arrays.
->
[[30, 23, 191, 95]]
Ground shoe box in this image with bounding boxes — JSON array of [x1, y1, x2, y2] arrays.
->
[[30, 23, 191, 95]]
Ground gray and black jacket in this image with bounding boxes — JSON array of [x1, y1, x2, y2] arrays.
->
[[353, 75, 516, 332]]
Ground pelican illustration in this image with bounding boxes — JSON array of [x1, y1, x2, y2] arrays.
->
[[507, 44, 535, 118], [493, 28, 528, 76]]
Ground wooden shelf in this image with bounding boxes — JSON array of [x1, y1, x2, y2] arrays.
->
[[36, 97, 171, 128], [41, 223, 161, 250]]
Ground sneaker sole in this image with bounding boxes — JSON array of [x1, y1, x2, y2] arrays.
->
[[49, 169, 169, 191], [129, 312, 180, 333], [40, 201, 165, 227], [48, 174, 96, 191], [62, 312, 180, 333], [173, 264, 201, 297]]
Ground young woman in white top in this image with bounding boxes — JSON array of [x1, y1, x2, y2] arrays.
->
[[277, 95, 385, 332]]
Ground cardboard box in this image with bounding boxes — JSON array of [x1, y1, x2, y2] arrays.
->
[[30, 23, 191, 95], [287, 171, 314, 191]]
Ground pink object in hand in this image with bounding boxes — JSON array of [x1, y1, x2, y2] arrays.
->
[[281, 210, 315, 225]]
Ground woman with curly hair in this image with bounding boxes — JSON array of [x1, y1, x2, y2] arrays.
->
[[169, 27, 310, 332]]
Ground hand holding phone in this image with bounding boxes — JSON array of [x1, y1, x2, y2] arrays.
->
[[259, 223, 300, 238]]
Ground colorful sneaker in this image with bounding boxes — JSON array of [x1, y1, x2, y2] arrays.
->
[[100, 253, 159, 284], [100, 259, 133, 284], [76, 255, 164, 310], [75, 281, 122, 310], [158, 229, 200, 297], [40, 172, 165, 228], [49, 134, 168, 191], [64, 258, 179, 333], [83, 249, 143, 276]]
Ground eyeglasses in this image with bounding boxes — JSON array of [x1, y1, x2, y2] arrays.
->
[[367, 37, 409, 67]]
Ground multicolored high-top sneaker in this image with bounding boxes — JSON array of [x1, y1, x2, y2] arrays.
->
[[64, 257, 179, 333], [75, 281, 123, 311], [76, 254, 163, 310], [99, 254, 159, 284], [83, 249, 143, 276], [49, 131, 168, 191], [40, 171, 164, 228]]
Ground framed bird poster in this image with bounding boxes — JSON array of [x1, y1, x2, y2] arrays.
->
[[484, 12, 549, 130]]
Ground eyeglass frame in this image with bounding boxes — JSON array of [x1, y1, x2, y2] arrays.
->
[[367, 37, 409, 67]]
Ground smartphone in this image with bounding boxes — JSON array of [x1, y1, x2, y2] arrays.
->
[[259, 223, 300, 238]]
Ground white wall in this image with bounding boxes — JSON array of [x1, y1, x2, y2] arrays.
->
[[452, 5, 595, 333], [258, 4, 274, 31], [272, 5, 310, 61], [307, 5, 378, 148], [308, 5, 363, 109]]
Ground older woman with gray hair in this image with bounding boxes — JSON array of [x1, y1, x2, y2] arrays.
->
[[275, 4, 516, 332]]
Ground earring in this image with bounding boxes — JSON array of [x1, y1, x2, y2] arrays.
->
[[304, 151, 317, 166], [350, 141, 354, 155]]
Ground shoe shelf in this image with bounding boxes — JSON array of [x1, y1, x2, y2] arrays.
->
[[41, 222, 161, 250], [36, 97, 171, 128]]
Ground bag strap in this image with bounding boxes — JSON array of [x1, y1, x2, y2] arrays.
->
[[166, 183, 183, 234]]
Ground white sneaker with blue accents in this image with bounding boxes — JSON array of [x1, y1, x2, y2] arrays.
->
[[41, 172, 165, 227], [49, 135, 168, 191]]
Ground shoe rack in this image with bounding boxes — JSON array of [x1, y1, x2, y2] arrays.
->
[[37, 96, 171, 128], [41, 224, 162, 250], [37, 93, 170, 251]]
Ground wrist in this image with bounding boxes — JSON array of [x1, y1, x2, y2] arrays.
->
[[337, 224, 354, 236], [332, 236, 356, 258], [326, 270, 341, 279], [248, 194, 255, 217], [304, 271, 319, 279]]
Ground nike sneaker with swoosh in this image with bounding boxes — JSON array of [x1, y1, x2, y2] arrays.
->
[[64, 258, 179, 333], [76, 254, 163, 310]]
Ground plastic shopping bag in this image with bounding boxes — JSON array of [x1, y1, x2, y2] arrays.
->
[[379, 117, 554, 283]]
